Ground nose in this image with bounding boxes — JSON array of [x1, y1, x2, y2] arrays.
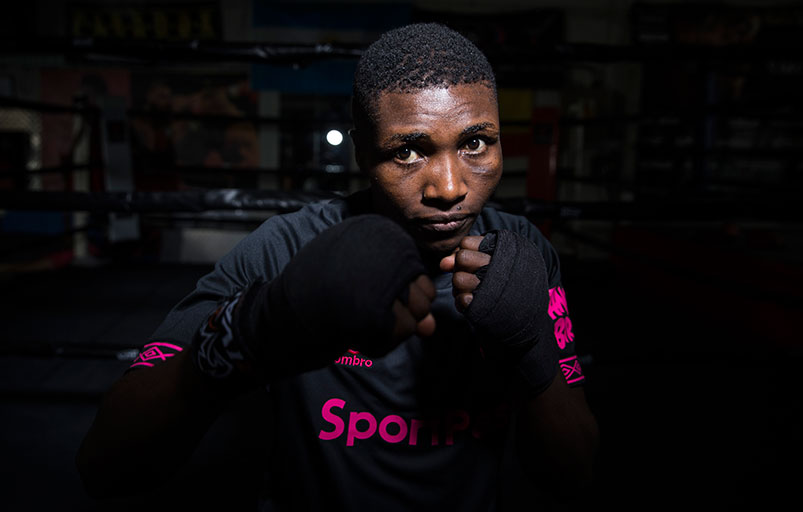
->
[[422, 154, 468, 207]]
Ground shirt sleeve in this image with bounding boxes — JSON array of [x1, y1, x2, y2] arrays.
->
[[126, 241, 265, 372], [126, 205, 331, 372], [519, 218, 586, 387], [548, 283, 585, 386]]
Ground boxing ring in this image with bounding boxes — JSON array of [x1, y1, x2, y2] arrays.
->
[[1, 35, 801, 511]]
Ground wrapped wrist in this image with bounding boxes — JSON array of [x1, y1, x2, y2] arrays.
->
[[464, 229, 558, 396], [513, 336, 559, 397], [190, 289, 262, 390]]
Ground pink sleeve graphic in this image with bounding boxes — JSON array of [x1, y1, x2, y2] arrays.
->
[[548, 286, 583, 384], [548, 286, 575, 349], [129, 342, 183, 368], [560, 356, 584, 384], [554, 316, 575, 350], [548, 286, 568, 320]]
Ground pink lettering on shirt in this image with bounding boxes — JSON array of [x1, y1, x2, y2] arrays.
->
[[334, 349, 373, 368], [319, 399, 510, 448]]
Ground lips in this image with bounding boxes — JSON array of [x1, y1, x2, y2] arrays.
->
[[414, 214, 471, 233]]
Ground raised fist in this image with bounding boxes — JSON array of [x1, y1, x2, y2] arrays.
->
[[441, 230, 558, 395], [236, 214, 435, 378]]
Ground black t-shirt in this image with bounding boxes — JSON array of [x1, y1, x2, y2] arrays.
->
[[139, 189, 584, 511]]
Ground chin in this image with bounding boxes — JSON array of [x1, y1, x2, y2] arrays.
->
[[410, 219, 477, 259], [416, 235, 462, 260]]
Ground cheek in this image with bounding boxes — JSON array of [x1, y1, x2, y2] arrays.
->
[[467, 164, 502, 198], [373, 169, 422, 208]]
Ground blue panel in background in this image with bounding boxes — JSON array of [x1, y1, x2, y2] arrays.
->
[[252, 59, 357, 94], [1, 211, 67, 235], [251, 1, 411, 93]]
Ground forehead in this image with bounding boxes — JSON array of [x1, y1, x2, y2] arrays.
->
[[371, 84, 498, 140]]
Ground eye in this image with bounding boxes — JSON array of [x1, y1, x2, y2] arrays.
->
[[463, 137, 486, 152], [394, 146, 420, 164]]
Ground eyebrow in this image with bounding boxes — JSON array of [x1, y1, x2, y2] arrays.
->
[[460, 122, 498, 137], [379, 122, 498, 150], [381, 131, 429, 148]]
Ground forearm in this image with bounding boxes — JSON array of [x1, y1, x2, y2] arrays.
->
[[76, 350, 232, 498], [515, 373, 599, 497]]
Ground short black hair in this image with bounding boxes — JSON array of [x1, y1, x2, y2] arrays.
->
[[351, 23, 497, 133]]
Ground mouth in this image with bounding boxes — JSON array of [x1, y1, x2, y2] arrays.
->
[[413, 214, 471, 234]]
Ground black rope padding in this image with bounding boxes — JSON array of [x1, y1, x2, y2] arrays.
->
[[1, 189, 801, 222], [486, 197, 803, 223], [5, 37, 803, 64], [0, 37, 364, 65], [0, 189, 342, 214]]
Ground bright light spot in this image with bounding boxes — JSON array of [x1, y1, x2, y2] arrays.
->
[[326, 129, 343, 146]]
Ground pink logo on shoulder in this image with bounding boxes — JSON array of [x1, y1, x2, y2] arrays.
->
[[548, 287, 575, 350]]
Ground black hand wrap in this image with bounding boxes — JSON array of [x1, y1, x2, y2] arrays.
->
[[230, 214, 425, 381], [465, 230, 559, 396]]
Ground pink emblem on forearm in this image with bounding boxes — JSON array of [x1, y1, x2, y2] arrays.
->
[[560, 356, 584, 384], [130, 342, 183, 368]]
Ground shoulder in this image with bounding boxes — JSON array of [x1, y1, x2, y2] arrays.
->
[[474, 206, 533, 235], [250, 188, 370, 244], [149, 192, 367, 346], [204, 192, 361, 293], [249, 194, 352, 249], [474, 206, 562, 287]]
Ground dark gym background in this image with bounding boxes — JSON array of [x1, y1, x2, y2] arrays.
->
[[1, 1, 801, 510]]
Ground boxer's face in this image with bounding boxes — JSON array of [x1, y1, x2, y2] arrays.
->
[[360, 83, 502, 257]]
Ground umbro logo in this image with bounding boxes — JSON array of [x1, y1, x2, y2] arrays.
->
[[334, 349, 373, 368]]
